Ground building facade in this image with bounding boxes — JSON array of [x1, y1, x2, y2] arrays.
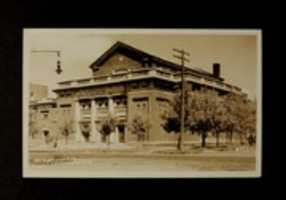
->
[[30, 83, 49, 101], [34, 41, 243, 144]]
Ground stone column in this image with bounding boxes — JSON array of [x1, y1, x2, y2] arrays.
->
[[74, 100, 82, 142], [115, 126, 119, 143], [108, 97, 114, 115], [108, 97, 117, 143], [92, 99, 102, 143], [90, 99, 96, 142]]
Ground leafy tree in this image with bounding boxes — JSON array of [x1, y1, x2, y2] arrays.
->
[[245, 99, 256, 145], [210, 94, 226, 147], [129, 115, 150, 142], [233, 97, 248, 145], [186, 89, 219, 148], [80, 122, 91, 142], [61, 120, 73, 144], [99, 114, 117, 145], [161, 86, 191, 150], [236, 98, 256, 145], [162, 87, 220, 149], [162, 85, 256, 149], [220, 93, 238, 144], [221, 93, 257, 146], [161, 115, 180, 134]]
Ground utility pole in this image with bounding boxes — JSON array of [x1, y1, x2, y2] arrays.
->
[[173, 48, 190, 151], [31, 50, 62, 74]]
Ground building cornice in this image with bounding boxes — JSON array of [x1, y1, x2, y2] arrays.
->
[[53, 68, 241, 94]]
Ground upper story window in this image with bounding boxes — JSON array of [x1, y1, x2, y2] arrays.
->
[[96, 99, 108, 108], [60, 104, 71, 108], [80, 101, 91, 110], [114, 97, 127, 107], [156, 97, 170, 108], [133, 97, 148, 102], [133, 97, 148, 111]]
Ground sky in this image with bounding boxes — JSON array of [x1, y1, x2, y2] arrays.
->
[[25, 29, 260, 100]]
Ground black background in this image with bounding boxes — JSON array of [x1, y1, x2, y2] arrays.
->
[[0, 1, 281, 199]]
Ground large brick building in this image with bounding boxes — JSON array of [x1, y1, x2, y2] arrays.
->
[[34, 41, 243, 144]]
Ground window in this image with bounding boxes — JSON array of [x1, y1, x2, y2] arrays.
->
[[133, 97, 148, 110], [133, 97, 148, 102], [115, 100, 121, 106], [60, 104, 71, 108], [114, 97, 127, 108], [80, 101, 91, 110], [40, 110, 49, 119], [156, 97, 170, 103], [156, 97, 170, 111], [40, 110, 49, 113]]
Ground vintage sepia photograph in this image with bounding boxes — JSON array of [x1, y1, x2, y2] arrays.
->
[[23, 29, 262, 178]]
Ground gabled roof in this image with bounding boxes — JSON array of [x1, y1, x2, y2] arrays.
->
[[89, 41, 223, 81]]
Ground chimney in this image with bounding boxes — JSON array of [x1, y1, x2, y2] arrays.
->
[[213, 63, 221, 78]]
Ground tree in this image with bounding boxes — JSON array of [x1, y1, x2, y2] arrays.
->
[[219, 93, 238, 144], [80, 122, 91, 142], [237, 98, 256, 145], [61, 120, 73, 144], [162, 86, 256, 149], [162, 87, 219, 149], [161, 86, 191, 150], [161, 115, 180, 134], [210, 94, 226, 147], [129, 115, 150, 143], [221, 93, 257, 146], [99, 115, 117, 145], [186, 89, 218, 148], [245, 100, 256, 145]]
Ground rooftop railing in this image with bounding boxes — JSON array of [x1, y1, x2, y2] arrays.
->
[[57, 68, 241, 94]]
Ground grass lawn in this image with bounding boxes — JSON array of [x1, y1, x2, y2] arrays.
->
[[29, 144, 256, 172]]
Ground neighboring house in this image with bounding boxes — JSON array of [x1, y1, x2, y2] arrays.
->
[[29, 98, 59, 139], [30, 83, 48, 101], [45, 41, 244, 144], [29, 83, 74, 140]]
